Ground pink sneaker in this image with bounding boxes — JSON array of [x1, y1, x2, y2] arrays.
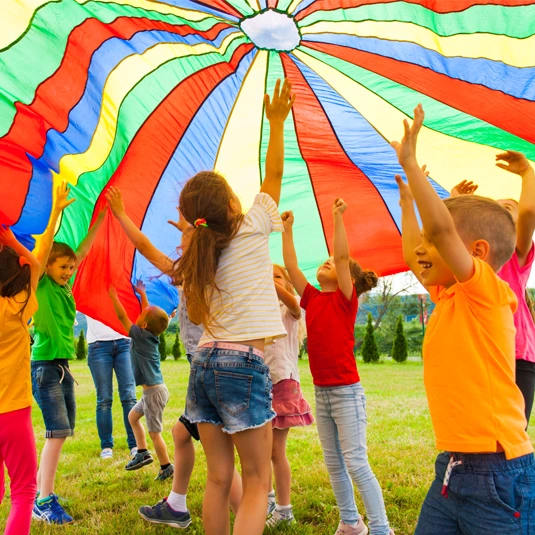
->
[[334, 517, 368, 535]]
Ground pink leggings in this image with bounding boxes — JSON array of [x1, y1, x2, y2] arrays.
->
[[0, 407, 37, 535]]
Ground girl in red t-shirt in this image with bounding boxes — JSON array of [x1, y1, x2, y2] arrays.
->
[[282, 199, 394, 535]]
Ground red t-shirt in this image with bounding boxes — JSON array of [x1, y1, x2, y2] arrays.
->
[[301, 284, 360, 387]]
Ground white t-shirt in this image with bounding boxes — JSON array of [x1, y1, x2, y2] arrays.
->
[[198, 193, 286, 345], [86, 316, 129, 344], [264, 301, 301, 384]]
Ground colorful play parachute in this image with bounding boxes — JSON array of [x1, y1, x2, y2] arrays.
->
[[1, 0, 535, 331]]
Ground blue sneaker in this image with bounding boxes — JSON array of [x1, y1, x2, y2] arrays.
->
[[138, 498, 191, 528], [32, 493, 73, 524]]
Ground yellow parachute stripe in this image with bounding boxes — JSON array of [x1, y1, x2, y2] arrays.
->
[[300, 21, 535, 68], [293, 48, 534, 200], [215, 50, 268, 210], [55, 32, 242, 187]]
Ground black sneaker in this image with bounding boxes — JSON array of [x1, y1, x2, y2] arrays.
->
[[125, 451, 153, 471], [138, 498, 192, 528]]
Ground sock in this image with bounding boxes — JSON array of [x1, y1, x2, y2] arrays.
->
[[167, 491, 187, 513], [277, 504, 292, 513], [37, 495, 53, 506], [160, 463, 171, 470], [137, 449, 148, 454]]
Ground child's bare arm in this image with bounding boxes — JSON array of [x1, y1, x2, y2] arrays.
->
[[332, 199, 353, 301], [37, 181, 75, 277], [275, 282, 301, 319], [135, 280, 150, 310], [260, 78, 295, 206], [281, 211, 308, 296], [108, 286, 133, 333], [496, 151, 535, 266], [0, 226, 41, 291], [106, 186, 173, 273], [391, 105, 474, 283], [74, 207, 106, 270], [396, 175, 424, 286]]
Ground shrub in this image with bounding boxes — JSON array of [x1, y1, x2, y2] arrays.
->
[[76, 329, 87, 360], [391, 315, 408, 363], [159, 332, 167, 361], [172, 331, 182, 360], [361, 313, 380, 363]]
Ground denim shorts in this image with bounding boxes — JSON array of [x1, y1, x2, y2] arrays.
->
[[184, 345, 275, 434], [31, 360, 76, 438], [415, 451, 535, 535]]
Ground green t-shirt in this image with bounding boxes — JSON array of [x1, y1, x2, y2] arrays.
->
[[32, 275, 76, 361]]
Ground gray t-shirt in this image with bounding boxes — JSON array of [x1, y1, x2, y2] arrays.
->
[[178, 288, 204, 357], [129, 325, 163, 387]]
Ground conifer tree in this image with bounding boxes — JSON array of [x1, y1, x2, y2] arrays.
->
[[159, 332, 167, 361], [392, 315, 408, 363], [76, 329, 87, 360], [362, 313, 380, 363], [172, 331, 182, 360]]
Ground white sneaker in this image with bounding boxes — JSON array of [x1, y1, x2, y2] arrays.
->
[[266, 508, 295, 528], [130, 447, 138, 458], [334, 516, 368, 535], [100, 448, 113, 460]]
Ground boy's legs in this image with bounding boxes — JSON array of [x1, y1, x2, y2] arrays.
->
[[112, 339, 137, 450], [149, 432, 170, 466], [315, 387, 359, 526], [129, 406, 147, 451], [330, 383, 390, 535], [87, 341, 115, 450], [144, 384, 170, 466]]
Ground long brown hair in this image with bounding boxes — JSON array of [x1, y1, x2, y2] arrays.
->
[[350, 259, 378, 296], [171, 171, 243, 332], [0, 246, 32, 316]]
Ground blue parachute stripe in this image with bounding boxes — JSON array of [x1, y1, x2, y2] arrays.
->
[[301, 33, 535, 102], [258, 0, 267, 9], [12, 26, 239, 243], [131, 47, 257, 313], [150, 0, 241, 21], [289, 53, 448, 233]]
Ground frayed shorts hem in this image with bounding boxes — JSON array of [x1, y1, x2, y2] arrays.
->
[[184, 413, 276, 435]]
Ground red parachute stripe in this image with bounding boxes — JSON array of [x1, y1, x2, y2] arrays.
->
[[302, 41, 535, 146], [73, 42, 254, 334], [0, 17, 232, 225], [177, 0, 244, 17], [268, 0, 279, 7], [280, 53, 405, 276], [295, 0, 535, 21]]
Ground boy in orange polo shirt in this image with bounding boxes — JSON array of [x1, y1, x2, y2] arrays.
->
[[392, 105, 535, 535]]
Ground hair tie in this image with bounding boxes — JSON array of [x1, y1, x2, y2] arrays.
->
[[19, 256, 31, 267], [194, 218, 208, 228]]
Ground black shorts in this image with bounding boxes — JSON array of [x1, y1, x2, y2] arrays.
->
[[179, 414, 200, 441]]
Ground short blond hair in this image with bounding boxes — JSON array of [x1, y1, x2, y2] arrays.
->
[[443, 196, 515, 271]]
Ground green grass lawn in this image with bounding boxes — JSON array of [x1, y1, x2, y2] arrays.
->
[[1, 359, 533, 534]]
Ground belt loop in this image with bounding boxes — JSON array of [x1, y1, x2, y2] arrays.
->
[[209, 342, 218, 357], [248, 345, 253, 362]]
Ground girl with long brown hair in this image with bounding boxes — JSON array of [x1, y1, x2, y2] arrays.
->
[[175, 78, 295, 535]]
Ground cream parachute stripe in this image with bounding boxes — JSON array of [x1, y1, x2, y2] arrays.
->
[[293, 48, 535, 200], [214, 49, 268, 210], [300, 20, 535, 68], [54, 32, 243, 187]]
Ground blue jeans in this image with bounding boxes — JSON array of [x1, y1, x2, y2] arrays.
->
[[315, 382, 390, 535], [185, 345, 275, 434], [415, 452, 535, 535], [87, 340, 137, 450]]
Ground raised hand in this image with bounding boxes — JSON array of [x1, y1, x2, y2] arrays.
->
[[0, 225, 17, 246], [105, 186, 126, 218], [450, 180, 479, 197], [391, 104, 424, 168], [55, 181, 76, 212], [168, 209, 190, 233], [496, 150, 532, 177], [395, 175, 414, 206], [281, 210, 294, 231], [332, 198, 348, 217], [265, 78, 296, 125], [134, 279, 146, 295], [108, 285, 118, 298]]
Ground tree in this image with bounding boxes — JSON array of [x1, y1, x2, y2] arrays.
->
[[391, 315, 408, 363], [172, 331, 182, 360], [159, 332, 167, 361], [76, 329, 87, 360], [361, 313, 380, 363]]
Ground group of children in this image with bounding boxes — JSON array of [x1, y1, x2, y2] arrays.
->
[[1, 79, 534, 535]]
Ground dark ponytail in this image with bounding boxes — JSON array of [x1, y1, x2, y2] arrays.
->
[[349, 259, 378, 296], [0, 246, 32, 316]]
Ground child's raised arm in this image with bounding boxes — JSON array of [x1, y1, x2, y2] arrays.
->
[[37, 181, 75, 277], [391, 105, 474, 283], [106, 186, 173, 273], [108, 286, 133, 333], [274, 282, 301, 319], [281, 211, 308, 296], [260, 78, 295, 206], [496, 150, 535, 266], [0, 226, 41, 291], [74, 207, 106, 270], [332, 198, 353, 301], [135, 279, 150, 310]]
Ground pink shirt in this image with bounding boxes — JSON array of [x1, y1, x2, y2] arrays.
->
[[498, 244, 535, 363]]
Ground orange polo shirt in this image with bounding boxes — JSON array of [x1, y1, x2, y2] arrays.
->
[[424, 258, 533, 460]]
